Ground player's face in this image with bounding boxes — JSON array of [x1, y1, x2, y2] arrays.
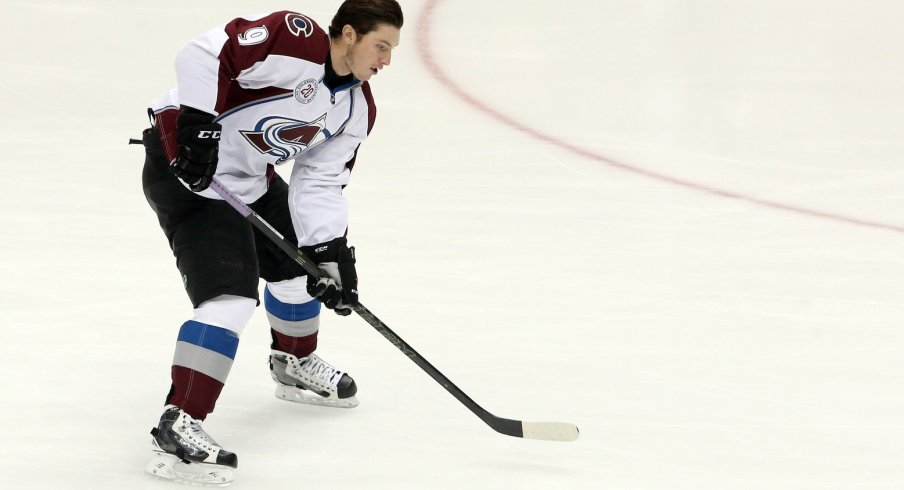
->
[[346, 23, 400, 81]]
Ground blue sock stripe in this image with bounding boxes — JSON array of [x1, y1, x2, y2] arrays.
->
[[177, 321, 240, 360], [264, 287, 320, 321]]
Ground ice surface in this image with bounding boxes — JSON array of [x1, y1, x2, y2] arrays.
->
[[1, 0, 902, 488]]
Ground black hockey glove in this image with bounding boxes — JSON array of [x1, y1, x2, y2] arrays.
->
[[170, 107, 221, 192], [300, 237, 358, 316]]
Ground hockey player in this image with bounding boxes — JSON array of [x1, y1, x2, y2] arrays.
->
[[139, 1, 403, 484]]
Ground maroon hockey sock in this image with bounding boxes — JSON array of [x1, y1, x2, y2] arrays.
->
[[164, 321, 239, 420], [271, 329, 319, 358], [165, 366, 225, 420]]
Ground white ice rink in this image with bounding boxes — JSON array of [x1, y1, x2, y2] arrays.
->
[[2, 0, 903, 488]]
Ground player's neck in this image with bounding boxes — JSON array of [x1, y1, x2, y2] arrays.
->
[[329, 40, 353, 77]]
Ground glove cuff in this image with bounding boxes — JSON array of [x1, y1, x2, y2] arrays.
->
[[301, 237, 351, 264], [176, 106, 216, 128]]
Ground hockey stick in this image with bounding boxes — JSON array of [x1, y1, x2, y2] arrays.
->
[[208, 177, 579, 442]]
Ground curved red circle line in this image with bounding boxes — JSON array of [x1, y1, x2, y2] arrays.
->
[[415, 0, 904, 235]]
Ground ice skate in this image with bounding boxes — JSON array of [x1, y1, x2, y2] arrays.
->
[[145, 405, 237, 486], [270, 351, 359, 408]]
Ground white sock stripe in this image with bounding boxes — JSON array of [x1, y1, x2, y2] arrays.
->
[[266, 278, 314, 304], [192, 295, 256, 334]]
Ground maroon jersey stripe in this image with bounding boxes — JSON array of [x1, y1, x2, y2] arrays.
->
[[215, 11, 330, 113], [361, 81, 377, 135]]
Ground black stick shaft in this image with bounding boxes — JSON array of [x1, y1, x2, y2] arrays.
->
[[208, 178, 577, 440]]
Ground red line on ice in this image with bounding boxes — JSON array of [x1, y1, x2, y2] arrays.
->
[[415, 0, 904, 234]]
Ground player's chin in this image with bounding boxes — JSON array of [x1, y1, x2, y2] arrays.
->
[[363, 67, 379, 80]]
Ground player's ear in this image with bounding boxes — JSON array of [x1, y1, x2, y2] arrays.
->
[[341, 24, 357, 45]]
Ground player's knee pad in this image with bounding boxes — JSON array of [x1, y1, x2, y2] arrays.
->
[[192, 294, 257, 335]]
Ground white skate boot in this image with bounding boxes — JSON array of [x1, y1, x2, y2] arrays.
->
[[145, 405, 237, 486], [270, 351, 359, 408]]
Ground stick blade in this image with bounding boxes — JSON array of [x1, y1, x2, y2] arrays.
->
[[521, 422, 580, 442]]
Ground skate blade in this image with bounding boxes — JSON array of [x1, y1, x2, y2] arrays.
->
[[275, 384, 359, 408], [146, 453, 234, 487]]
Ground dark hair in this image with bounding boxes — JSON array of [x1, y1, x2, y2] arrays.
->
[[328, 0, 404, 38]]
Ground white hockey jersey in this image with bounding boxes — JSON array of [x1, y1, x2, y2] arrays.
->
[[150, 11, 376, 246]]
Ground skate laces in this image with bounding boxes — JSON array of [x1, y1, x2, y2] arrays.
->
[[295, 354, 344, 389], [176, 411, 221, 453]]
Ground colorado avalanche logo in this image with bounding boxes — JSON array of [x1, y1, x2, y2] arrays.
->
[[285, 13, 315, 38], [239, 114, 327, 164]]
